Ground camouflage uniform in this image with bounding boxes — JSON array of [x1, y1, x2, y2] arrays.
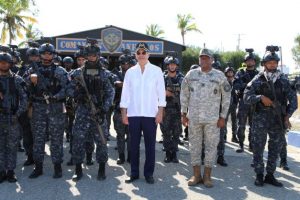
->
[[160, 73, 183, 154], [0, 71, 28, 173], [181, 68, 231, 167], [244, 70, 297, 176], [233, 68, 258, 150], [68, 63, 114, 165], [26, 63, 68, 164]]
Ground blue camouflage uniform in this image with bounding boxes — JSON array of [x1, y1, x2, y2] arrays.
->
[[0, 71, 28, 172], [233, 68, 258, 150], [25, 62, 68, 164], [244, 70, 297, 175], [67, 63, 114, 165]]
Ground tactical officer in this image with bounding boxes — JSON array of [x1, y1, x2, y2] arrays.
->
[[160, 54, 184, 163], [63, 56, 74, 141], [181, 48, 231, 188], [233, 48, 259, 153], [112, 53, 132, 164], [26, 42, 69, 179], [67, 38, 114, 181], [18, 43, 41, 166], [0, 52, 28, 183], [244, 45, 297, 187], [9, 45, 21, 74], [224, 66, 238, 142]]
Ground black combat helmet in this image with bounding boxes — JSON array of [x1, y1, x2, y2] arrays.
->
[[261, 45, 280, 66], [63, 56, 74, 63], [212, 61, 221, 70], [244, 48, 256, 62], [164, 56, 179, 65], [84, 38, 101, 56], [118, 54, 131, 65], [26, 47, 39, 57], [224, 66, 235, 74], [39, 43, 56, 54], [0, 52, 13, 64]]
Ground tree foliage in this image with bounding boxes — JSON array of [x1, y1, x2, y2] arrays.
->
[[0, 0, 37, 44], [145, 24, 164, 39]]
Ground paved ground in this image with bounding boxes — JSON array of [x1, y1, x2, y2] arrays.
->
[[1, 125, 300, 200]]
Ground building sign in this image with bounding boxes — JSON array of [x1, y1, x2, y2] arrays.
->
[[56, 38, 164, 54]]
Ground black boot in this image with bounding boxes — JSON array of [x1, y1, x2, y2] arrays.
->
[[0, 171, 6, 183], [97, 162, 106, 180], [67, 158, 74, 166], [217, 155, 228, 167], [86, 153, 94, 166], [23, 154, 34, 166], [72, 163, 83, 182], [264, 173, 283, 187], [53, 163, 62, 179], [172, 151, 179, 163], [254, 173, 264, 186], [6, 170, 17, 183], [164, 151, 172, 163], [127, 151, 131, 163], [117, 153, 125, 165], [29, 162, 43, 179], [236, 143, 244, 153], [280, 159, 290, 171], [231, 135, 239, 143]]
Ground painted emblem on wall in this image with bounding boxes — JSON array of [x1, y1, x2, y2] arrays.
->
[[101, 28, 123, 53]]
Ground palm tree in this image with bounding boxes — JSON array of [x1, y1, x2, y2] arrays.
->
[[18, 23, 42, 47], [146, 24, 165, 39], [0, 0, 37, 44], [177, 13, 202, 46]]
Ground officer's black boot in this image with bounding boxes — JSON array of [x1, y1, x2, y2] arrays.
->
[[264, 173, 283, 187], [67, 158, 74, 166], [280, 159, 290, 171], [6, 170, 17, 183], [254, 173, 264, 186], [23, 154, 34, 166], [117, 153, 125, 165], [172, 151, 179, 163], [236, 143, 244, 153], [72, 163, 83, 182], [217, 155, 228, 167], [86, 153, 94, 166], [0, 171, 6, 183], [53, 163, 62, 179], [164, 151, 172, 163], [97, 162, 106, 181], [29, 162, 43, 179]]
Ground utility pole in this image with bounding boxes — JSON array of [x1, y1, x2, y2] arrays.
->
[[235, 34, 245, 51]]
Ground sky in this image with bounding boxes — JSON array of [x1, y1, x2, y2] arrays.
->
[[28, 0, 300, 71]]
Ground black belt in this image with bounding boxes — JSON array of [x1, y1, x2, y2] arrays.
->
[[32, 99, 65, 104]]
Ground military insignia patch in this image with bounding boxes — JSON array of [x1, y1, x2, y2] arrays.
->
[[224, 83, 231, 92], [101, 28, 123, 53]]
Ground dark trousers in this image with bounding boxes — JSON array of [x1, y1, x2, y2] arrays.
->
[[128, 117, 157, 178]]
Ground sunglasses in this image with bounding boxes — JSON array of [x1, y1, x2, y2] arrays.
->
[[136, 51, 147, 55]]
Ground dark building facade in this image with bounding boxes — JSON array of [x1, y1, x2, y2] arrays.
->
[[48, 25, 186, 69]]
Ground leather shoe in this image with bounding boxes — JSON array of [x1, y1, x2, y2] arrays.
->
[[125, 176, 139, 183]]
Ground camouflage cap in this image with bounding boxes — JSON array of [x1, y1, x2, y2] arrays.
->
[[135, 42, 149, 52], [199, 48, 213, 58]]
